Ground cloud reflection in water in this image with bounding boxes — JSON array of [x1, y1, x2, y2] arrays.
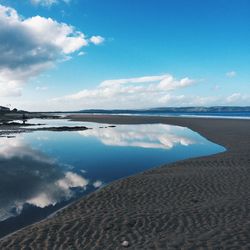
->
[[79, 124, 195, 150], [0, 137, 88, 221]]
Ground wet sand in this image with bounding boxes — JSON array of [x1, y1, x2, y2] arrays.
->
[[0, 115, 250, 249], [0, 113, 89, 138]]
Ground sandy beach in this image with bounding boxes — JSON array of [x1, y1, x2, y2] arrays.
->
[[0, 115, 250, 249]]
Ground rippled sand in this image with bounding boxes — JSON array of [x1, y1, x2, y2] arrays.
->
[[1, 115, 250, 249]]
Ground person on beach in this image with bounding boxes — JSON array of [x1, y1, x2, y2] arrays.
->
[[22, 113, 27, 124]]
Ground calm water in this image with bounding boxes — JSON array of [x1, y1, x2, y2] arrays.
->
[[0, 120, 224, 237]]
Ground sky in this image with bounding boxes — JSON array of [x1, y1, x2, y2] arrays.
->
[[0, 0, 249, 111]]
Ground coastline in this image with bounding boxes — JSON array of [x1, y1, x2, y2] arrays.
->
[[1, 115, 250, 249]]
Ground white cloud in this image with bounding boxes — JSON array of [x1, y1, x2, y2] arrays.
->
[[93, 180, 103, 188], [27, 192, 55, 208], [78, 124, 195, 150], [226, 92, 249, 104], [78, 51, 86, 56], [31, 0, 71, 7], [226, 93, 241, 103], [100, 75, 172, 87], [51, 74, 250, 110], [226, 71, 237, 78], [89, 35, 105, 45], [53, 74, 197, 109], [27, 171, 89, 208], [0, 4, 103, 97], [0, 136, 91, 220], [57, 172, 88, 190]]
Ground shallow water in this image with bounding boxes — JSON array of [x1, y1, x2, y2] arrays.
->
[[0, 120, 224, 237]]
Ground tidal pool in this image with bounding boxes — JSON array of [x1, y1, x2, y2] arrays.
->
[[0, 121, 224, 237]]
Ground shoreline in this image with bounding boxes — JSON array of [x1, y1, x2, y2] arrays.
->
[[1, 115, 250, 249]]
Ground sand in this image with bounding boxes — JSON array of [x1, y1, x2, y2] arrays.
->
[[0, 115, 250, 249], [0, 113, 89, 138]]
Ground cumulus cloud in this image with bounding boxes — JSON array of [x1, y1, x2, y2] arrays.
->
[[226, 71, 237, 78], [78, 51, 86, 56], [89, 36, 105, 45], [0, 4, 103, 97], [226, 92, 249, 104], [31, 0, 71, 7], [53, 74, 197, 109], [226, 93, 241, 103]]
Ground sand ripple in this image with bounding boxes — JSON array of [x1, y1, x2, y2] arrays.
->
[[0, 117, 250, 249]]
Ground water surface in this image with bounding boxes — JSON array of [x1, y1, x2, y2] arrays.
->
[[0, 121, 224, 237]]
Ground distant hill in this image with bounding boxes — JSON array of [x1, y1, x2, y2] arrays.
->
[[75, 106, 250, 114]]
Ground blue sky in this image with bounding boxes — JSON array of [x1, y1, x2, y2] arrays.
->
[[0, 0, 249, 111]]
